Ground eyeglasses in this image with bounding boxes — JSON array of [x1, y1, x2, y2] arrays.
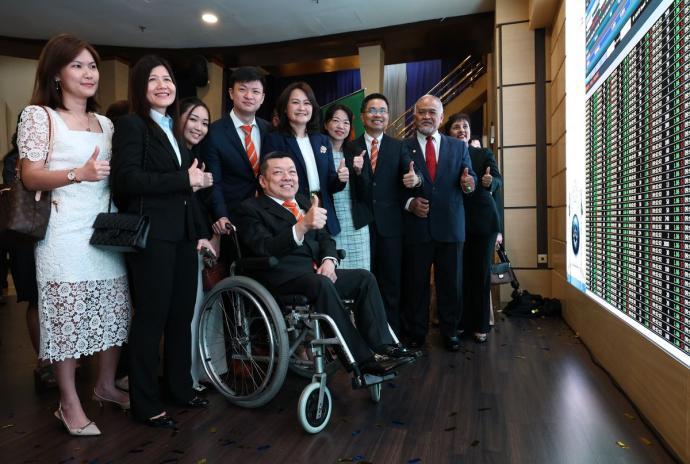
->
[[366, 108, 388, 115]]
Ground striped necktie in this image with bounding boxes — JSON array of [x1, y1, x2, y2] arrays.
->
[[241, 124, 259, 176]]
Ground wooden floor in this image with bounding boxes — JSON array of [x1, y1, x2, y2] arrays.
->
[[0, 296, 678, 464]]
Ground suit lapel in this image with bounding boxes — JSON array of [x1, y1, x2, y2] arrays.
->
[[436, 135, 452, 183], [223, 116, 253, 171], [286, 136, 308, 181], [259, 194, 296, 224], [150, 124, 180, 169]]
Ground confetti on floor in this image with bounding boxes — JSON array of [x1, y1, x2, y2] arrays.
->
[[352, 430, 361, 436], [448, 412, 457, 417], [257, 444, 271, 451], [623, 413, 635, 420], [392, 420, 405, 426], [1, 424, 14, 429], [513, 355, 527, 359], [470, 440, 480, 447], [478, 408, 491, 412], [444, 426, 456, 432], [407, 459, 421, 463], [640, 438, 653, 446], [616, 441, 629, 449], [209, 427, 217, 433]]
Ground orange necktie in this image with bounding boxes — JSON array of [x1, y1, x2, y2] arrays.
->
[[370, 138, 379, 172], [282, 200, 304, 222], [241, 124, 259, 176]]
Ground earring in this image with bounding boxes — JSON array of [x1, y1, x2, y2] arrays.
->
[[54, 80, 60, 92]]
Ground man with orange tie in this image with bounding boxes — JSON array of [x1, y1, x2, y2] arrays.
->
[[201, 67, 271, 230], [235, 152, 420, 378], [346, 93, 419, 333], [401, 95, 477, 352]]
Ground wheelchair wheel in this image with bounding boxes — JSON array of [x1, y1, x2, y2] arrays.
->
[[198, 276, 289, 408], [297, 382, 332, 434], [287, 327, 340, 379], [369, 383, 381, 403]]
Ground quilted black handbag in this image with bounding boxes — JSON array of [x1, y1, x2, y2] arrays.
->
[[90, 209, 150, 252], [89, 130, 150, 252]]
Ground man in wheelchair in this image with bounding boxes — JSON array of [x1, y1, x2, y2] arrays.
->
[[234, 152, 420, 381]]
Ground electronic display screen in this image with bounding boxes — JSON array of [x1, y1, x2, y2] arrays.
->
[[567, 0, 690, 362]]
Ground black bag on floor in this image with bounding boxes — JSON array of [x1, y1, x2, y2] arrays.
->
[[504, 290, 562, 318]]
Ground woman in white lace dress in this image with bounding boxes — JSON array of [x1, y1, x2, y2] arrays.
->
[[18, 34, 131, 436]]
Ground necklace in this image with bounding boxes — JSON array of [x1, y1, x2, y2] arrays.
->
[[61, 110, 92, 132]]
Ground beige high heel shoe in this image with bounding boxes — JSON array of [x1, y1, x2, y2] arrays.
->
[[54, 405, 101, 436], [92, 389, 131, 410]]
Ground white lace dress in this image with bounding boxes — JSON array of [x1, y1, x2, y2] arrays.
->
[[17, 105, 131, 362]]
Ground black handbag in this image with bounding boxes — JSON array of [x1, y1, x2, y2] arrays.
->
[[491, 243, 519, 287], [89, 130, 150, 252], [90, 208, 150, 252]]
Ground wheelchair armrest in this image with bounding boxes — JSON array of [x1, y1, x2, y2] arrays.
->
[[235, 256, 279, 271], [337, 249, 346, 260]]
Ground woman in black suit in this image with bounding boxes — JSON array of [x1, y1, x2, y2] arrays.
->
[[444, 113, 502, 343], [111, 55, 213, 428], [263, 82, 347, 235]]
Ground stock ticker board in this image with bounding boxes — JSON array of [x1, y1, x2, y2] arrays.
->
[[585, 0, 690, 355]]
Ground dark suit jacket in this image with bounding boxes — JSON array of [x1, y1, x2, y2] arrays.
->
[[235, 193, 336, 288], [402, 134, 477, 243], [111, 114, 209, 242], [262, 131, 345, 236], [200, 113, 271, 223], [465, 147, 502, 236], [346, 134, 412, 237]]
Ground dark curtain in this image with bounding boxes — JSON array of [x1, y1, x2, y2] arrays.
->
[[405, 59, 442, 109]]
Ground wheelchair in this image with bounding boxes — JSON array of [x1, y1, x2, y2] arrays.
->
[[196, 231, 400, 433]]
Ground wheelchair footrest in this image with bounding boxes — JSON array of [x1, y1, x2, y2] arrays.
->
[[352, 372, 397, 389]]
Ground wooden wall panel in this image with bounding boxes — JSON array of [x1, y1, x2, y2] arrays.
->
[[501, 22, 535, 85], [503, 146, 537, 207]]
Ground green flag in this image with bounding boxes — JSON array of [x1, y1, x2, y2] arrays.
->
[[321, 89, 365, 139]]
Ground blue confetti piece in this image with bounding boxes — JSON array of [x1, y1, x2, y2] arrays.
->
[[257, 444, 271, 451], [352, 429, 361, 436], [392, 420, 405, 426], [408, 459, 422, 464], [353, 456, 365, 461], [221, 439, 236, 447], [88, 460, 100, 464]]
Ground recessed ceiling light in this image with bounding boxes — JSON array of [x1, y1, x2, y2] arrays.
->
[[201, 13, 218, 24]]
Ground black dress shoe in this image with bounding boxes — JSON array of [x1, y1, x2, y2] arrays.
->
[[144, 414, 177, 429], [443, 335, 461, 352], [376, 344, 423, 359], [185, 396, 209, 408]]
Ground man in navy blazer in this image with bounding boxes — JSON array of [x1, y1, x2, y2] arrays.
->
[[401, 95, 477, 352], [201, 67, 271, 232], [346, 93, 420, 333]]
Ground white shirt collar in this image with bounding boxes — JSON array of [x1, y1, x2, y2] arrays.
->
[[364, 131, 383, 145], [230, 109, 256, 129], [150, 109, 172, 130]]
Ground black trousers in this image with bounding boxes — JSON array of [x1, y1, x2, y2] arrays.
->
[[462, 233, 497, 334], [402, 241, 463, 340], [274, 269, 393, 364], [126, 238, 198, 420], [369, 224, 403, 333]]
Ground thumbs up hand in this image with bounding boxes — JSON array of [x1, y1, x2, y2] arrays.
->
[[402, 161, 420, 188], [299, 193, 327, 232], [78, 146, 110, 182], [188, 158, 213, 192], [353, 150, 365, 175], [460, 167, 475, 193], [481, 166, 493, 188], [337, 158, 349, 183]]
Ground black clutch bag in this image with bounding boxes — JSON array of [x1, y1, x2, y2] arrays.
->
[[491, 262, 513, 285], [90, 211, 150, 252], [89, 129, 150, 253]]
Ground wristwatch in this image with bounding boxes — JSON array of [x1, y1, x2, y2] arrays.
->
[[67, 169, 80, 183]]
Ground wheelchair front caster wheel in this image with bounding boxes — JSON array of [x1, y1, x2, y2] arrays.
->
[[369, 383, 381, 403], [298, 382, 332, 434]]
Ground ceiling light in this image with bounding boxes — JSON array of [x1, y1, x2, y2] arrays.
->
[[201, 13, 218, 24]]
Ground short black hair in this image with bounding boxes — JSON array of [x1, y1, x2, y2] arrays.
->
[[259, 151, 294, 176], [228, 66, 266, 91], [360, 93, 389, 113]]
